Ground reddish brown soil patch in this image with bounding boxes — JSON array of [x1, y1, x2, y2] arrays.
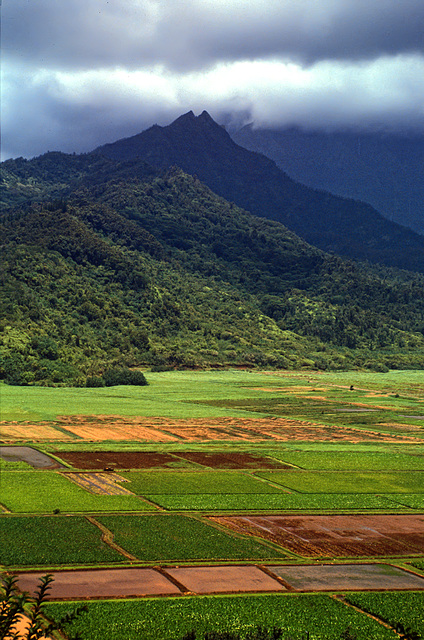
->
[[164, 565, 285, 594], [56, 450, 290, 470], [16, 568, 181, 599], [210, 514, 424, 558], [173, 452, 290, 469], [2, 415, 420, 443], [14, 563, 424, 599], [56, 451, 182, 470]]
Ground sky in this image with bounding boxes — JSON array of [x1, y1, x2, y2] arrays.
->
[[2, 0, 424, 160]]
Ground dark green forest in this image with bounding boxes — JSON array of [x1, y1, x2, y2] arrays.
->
[[1, 149, 424, 385]]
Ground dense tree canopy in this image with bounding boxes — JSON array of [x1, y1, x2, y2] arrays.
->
[[1, 153, 424, 385]]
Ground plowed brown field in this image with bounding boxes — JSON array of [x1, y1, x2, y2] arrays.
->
[[55, 450, 291, 470], [210, 514, 424, 558]]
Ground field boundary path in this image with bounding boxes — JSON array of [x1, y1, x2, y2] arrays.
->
[[85, 516, 138, 561]]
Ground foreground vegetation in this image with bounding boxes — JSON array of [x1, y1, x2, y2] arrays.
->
[[44, 593, 401, 640]]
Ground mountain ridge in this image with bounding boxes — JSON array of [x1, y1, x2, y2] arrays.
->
[[94, 111, 424, 274]]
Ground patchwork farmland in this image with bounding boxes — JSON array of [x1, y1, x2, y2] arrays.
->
[[1, 369, 423, 639]]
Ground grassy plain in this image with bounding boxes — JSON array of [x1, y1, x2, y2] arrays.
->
[[1, 369, 423, 424]]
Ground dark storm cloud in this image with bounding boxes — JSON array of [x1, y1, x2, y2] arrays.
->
[[4, 0, 424, 71], [2, 0, 424, 159]]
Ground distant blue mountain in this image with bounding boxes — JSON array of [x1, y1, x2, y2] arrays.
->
[[232, 125, 424, 235]]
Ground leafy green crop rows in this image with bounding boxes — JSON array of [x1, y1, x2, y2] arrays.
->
[[120, 471, 282, 495], [254, 471, 424, 494], [345, 592, 424, 638], [97, 514, 286, 561], [0, 516, 123, 566], [145, 493, 405, 511], [44, 593, 398, 640], [269, 450, 424, 471]]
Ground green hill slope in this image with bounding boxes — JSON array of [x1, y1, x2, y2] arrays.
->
[[1, 158, 424, 385]]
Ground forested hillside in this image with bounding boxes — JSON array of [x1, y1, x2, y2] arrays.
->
[[1, 152, 424, 385]]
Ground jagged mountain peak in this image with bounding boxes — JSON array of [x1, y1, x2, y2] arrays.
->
[[92, 110, 424, 273]]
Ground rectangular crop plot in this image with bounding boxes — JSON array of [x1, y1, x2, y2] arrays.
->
[[0, 471, 156, 513], [0, 516, 123, 566], [381, 494, 424, 509], [145, 493, 395, 511], [172, 452, 290, 469], [269, 451, 424, 471], [211, 514, 424, 557], [16, 568, 180, 599], [268, 564, 424, 591], [54, 451, 196, 470], [120, 471, 283, 495], [97, 514, 287, 561], [255, 471, 424, 493], [165, 565, 285, 594]]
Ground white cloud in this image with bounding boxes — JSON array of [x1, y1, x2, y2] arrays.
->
[[2, 53, 423, 159]]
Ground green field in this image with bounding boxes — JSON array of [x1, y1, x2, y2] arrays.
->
[[255, 471, 424, 494], [44, 593, 399, 640], [1, 369, 424, 640], [120, 471, 283, 495], [0, 471, 156, 513], [1, 369, 423, 424], [97, 514, 286, 562], [0, 516, 123, 566], [269, 450, 424, 470], [344, 592, 424, 637], [144, 492, 399, 511]]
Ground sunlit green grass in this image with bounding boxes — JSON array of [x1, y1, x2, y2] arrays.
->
[[0, 471, 156, 513], [1, 369, 423, 423]]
